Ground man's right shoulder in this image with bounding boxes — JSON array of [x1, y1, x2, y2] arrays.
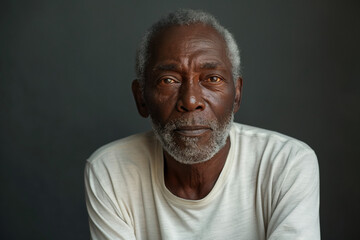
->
[[84, 131, 158, 213], [86, 131, 157, 167]]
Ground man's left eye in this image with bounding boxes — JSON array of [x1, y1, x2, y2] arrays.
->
[[206, 76, 222, 83]]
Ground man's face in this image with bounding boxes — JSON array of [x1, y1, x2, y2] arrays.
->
[[135, 24, 241, 164]]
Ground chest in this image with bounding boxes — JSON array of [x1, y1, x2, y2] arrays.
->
[[131, 184, 267, 240]]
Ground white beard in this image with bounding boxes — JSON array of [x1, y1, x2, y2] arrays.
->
[[151, 113, 234, 164]]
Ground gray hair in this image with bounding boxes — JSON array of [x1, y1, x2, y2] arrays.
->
[[135, 9, 241, 87]]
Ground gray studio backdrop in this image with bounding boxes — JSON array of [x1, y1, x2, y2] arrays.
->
[[1, 0, 359, 239]]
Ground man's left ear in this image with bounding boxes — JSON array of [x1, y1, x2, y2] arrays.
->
[[233, 77, 243, 113]]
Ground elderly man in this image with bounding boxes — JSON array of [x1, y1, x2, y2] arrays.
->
[[85, 9, 320, 240]]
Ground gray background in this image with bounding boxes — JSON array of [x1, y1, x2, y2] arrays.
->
[[1, 0, 359, 239]]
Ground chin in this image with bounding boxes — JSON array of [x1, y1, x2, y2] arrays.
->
[[151, 114, 233, 165]]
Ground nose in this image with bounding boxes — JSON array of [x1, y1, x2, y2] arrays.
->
[[176, 81, 205, 112]]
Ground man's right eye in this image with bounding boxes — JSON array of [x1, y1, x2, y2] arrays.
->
[[161, 78, 176, 84]]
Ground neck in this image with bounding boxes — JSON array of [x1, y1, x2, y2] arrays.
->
[[163, 137, 231, 200]]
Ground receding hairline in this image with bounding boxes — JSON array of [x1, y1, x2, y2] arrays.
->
[[148, 22, 228, 45], [145, 23, 232, 71]]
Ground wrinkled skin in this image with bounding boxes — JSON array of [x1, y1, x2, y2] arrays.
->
[[132, 23, 242, 199]]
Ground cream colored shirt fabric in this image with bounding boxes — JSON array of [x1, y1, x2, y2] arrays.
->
[[85, 123, 320, 240]]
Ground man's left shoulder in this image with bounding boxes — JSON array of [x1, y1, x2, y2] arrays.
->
[[231, 122, 317, 163]]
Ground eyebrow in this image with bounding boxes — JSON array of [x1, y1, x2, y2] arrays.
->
[[199, 62, 221, 69], [152, 64, 180, 72]]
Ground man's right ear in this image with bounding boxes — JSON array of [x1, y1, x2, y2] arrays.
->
[[132, 79, 149, 118]]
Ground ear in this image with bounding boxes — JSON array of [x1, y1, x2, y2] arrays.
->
[[233, 77, 243, 114], [132, 79, 149, 118]]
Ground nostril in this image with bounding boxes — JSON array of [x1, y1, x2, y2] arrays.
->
[[180, 106, 188, 111]]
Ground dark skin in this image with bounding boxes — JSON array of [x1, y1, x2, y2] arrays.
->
[[132, 23, 243, 200]]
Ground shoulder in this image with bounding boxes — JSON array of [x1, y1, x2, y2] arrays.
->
[[84, 131, 159, 228], [87, 131, 156, 164], [230, 123, 319, 208], [230, 122, 318, 180], [231, 123, 321, 238], [231, 122, 315, 157], [85, 131, 158, 182]]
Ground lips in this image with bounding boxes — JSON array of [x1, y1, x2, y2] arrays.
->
[[174, 126, 211, 137]]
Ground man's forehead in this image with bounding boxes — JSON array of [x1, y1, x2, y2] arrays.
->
[[152, 61, 224, 72], [147, 24, 230, 67]]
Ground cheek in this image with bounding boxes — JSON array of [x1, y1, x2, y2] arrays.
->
[[204, 87, 236, 116], [145, 90, 178, 122]]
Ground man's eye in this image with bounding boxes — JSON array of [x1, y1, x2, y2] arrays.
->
[[206, 76, 222, 83], [161, 78, 176, 84]]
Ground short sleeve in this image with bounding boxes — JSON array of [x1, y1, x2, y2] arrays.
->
[[84, 162, 136, 240], [267, 150, 320, 240]]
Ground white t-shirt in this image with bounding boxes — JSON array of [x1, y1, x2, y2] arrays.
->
[[85, 123, 320, 240]]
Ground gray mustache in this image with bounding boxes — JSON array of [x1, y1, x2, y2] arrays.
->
[[164, 118, 215, 129]]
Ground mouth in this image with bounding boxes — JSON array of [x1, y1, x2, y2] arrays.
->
[[174, 126, 211, 137]]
